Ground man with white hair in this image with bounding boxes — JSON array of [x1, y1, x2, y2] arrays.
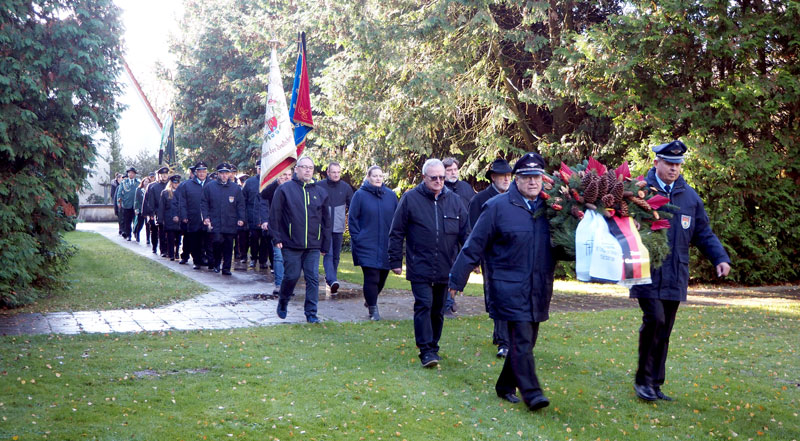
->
[[389, 158, 470, 368]]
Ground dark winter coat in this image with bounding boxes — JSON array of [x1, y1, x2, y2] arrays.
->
[[468, 184, 500, 228], [449, 183, 555, 322], [179, 178, 208, 233], [630, 168, 730, 302], [269, 176, 332, 251], [143, 181, 167, 220], [445, 179, 476, 207], [319, 179, 354, 233], [200, 178, 246, 235], [388, 183, 470, 284], [110, 180, 120, 214], [348, 183, 398, 270], [242, 176, 265, 230], [159, 188, 183, 232]]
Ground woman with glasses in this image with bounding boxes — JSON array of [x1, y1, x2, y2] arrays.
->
[[348, 166, 398, 320]]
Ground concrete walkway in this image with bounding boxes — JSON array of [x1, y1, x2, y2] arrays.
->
[[2, 222, 798, 336]]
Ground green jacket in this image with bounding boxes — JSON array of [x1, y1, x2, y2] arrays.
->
[[116, 178, 140, 209]]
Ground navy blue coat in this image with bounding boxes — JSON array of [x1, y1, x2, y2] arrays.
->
[[445, 179, 476, 207], [143, 181, 166, 220], [388, 183, 470, 284], [348, 183, 398, 270], [200, 178, 245, 235], [449, 183, 556, 322], [242, 175, 265, 230], [179, 178, 209, 233], [630, 168, 730, 301], [468, 185, 500, 228], [269, 176, 332, 251], [159, 188, 183, 232]]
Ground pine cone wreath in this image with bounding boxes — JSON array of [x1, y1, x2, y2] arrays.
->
[[602, 193, 616, 208], [612, 181, 624, 204], [630, 197, 652, 211], [584, 177, 600, 203], [618, 202, 629, 217], [581, 170, 594, 189]]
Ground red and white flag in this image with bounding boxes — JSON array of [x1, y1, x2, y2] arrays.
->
[[259, 46, 297, 192]]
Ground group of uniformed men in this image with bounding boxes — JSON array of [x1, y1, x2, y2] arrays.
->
[[113, 142, 731, 413]]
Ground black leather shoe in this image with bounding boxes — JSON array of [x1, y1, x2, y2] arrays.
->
[[420, 354, 438, 368], [276, 299, 288, 319], [306, 316, 321, 324], [221, 269, 232, 276], [634, 383, 658, 401], [497, 392, 520, 403], [179, 259, 188, 265], [527, 395, 550, 411], [496, 347, 508, 358], [193, 265, 201, 270], [654, 387, 673, 401], [212, 267, 220, 274]]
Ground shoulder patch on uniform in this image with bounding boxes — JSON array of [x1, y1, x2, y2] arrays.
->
[[681, 215, 691, 229]]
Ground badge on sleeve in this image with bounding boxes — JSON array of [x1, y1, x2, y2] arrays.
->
[[229, 196, 235, 203], [681, 215, 691, 229]]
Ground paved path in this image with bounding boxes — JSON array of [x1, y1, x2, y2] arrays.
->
[[1, 222, 797, 336]]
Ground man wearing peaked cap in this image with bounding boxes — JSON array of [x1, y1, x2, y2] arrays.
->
[[143, 166, 171, 255], [449, 151, 559, 411], [116, 166, 141, 241], [629, 140, 731, 403], [180, 161, 211, 269], [467, 158, 514, 359], [201, 162, 245, 275]]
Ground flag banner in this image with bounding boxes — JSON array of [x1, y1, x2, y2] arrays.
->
[[160, 113, 175, 167], [289, 31, 313, 149], [259, 46, 298, 192]]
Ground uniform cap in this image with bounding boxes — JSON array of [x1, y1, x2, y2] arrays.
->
[[194, 161, 208, 170], [216, 163, 231, 173], [169, 174, 182, 183], [156, 166, 170, 175], [652, 140, 687, 163], [512, 152, 546, 176]]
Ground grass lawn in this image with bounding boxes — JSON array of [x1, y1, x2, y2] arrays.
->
[[0, 303, 797, 440], [6, 231, 207, 314], [328, 251, 628, 298]]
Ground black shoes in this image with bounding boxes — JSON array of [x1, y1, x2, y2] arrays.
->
[[527, 395, 550, 411], [420, 353, 439, 368], [193, 265, 201, 270], [654, 387, 673, 401], [306, 315, 321, 324], [496, 347, 509, 358], [634, 383, 658, 401], [368, 305, 381, 321], [276, 299, 288, 319], [249, 260, 256, 268], [497, 392, 520, 403], [179, 259, 188, 264], [221, 269, 232, 276], [330, 281, 339, 294]]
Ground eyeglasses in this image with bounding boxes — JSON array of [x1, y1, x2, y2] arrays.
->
[[295, 165, 313, 170], [426, 175, 445, 181]]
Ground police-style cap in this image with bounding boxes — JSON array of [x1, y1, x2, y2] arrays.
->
[[512, 152, 546, 176], [189, 165, 196, 173], [148, 172, 155, 177], [125, 166, 137, 174], [156, 166, 169, 175], [485, 158, 512, 179], [216, 163, 232, 172], [194, 161, 208, 170], [256, 159, 261, 167], [652, 140, 687, 163], [169, 174, 182, 183]]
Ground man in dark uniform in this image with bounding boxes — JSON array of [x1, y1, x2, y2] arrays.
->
[[201, 163, 246, 275], [116, 167, 140, 241], [389, 158, 470, 368], [110, 173, 122, 235], [449, 152, 556, 411], [180, 161, 210, 269], [270, 157, 332, 323], [242, 160, 270, 271], [176, 166, 195, 264], [144, 166, 170, 255], [631, 140, 731, 402], [468, 158, 513, 358]]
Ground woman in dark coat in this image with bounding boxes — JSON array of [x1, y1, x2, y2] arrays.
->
[[348, 166, 398, 320], [159, 175, 183, 260]]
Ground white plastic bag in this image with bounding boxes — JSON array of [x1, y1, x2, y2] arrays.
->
[[589, 217, 623, 283], [575, 210, 600, 281]]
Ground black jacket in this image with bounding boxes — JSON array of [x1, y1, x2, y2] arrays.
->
[[630, 168, 730, 301], [143, 181, 167, 220], [269, 176, 332, 251], [445, 179, 475, 207], [110, 180, 119, 214], [159, 189, 183, 232], [179, 178, 208, 233], [242, 176, 265, 230], [449, 183, 555, 322], [388, 183, 470, 283], [319, 179, 354, 233], [468, 185, 500, 228], [200, 178, 245, 235]]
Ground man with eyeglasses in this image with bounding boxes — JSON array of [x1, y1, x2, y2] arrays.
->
[[389, 158, 470, 368], [448, 152, 557, 411], [269, 156, 332, 323]]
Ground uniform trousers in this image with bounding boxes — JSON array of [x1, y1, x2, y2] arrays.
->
[[482, 263, 509, 349], [636, 298, 680, 387], [210, 232, 235, 271], [148, 218, 159, 252], [410, 282, 447, 359], [495, 321, 543, 403], [133, 213, 145, 240], [157, 222, 167, 255], [120, 208, 135, 238], [184, 231, 207, 266], [247, 229, 270, 265], [165, 230, 179, 259]]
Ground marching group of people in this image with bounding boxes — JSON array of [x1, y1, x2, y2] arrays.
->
[[111, 141, 731, 412]]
